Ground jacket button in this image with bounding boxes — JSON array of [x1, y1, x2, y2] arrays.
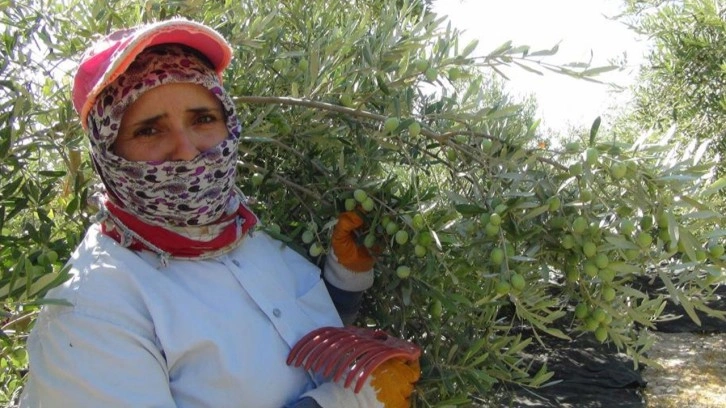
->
[[273, 308, 281, 317], [232, 259, 241, 267]]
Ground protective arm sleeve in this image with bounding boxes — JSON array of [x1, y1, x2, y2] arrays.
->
[[322, 257, 371, 325], [20, 310, 173, 408], [289, 397, 324, 408]]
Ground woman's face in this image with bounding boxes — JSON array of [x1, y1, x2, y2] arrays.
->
[[113, 83, 228, 162]]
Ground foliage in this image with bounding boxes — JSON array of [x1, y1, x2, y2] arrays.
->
[[0, 0, 94, 401], [618, 0, 726, 171], [1, 0, 725, 405]]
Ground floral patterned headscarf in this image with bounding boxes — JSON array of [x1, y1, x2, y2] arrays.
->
[[87, 44, 241, 228]]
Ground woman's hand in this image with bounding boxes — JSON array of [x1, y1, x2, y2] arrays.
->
[[300, 356, 420, 408], [330, 211, 374, 272], [291, 326, 421, 407], [366, 357, 420, 408]]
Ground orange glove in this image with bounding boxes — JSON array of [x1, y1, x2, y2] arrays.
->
[[292, 326, 420, 407], [331, 211, 374, 272], [300, 357, 420, 408], [368, 358, 421, 408]]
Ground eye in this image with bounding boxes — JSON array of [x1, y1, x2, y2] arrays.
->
[[133, 126, 158, 137], [195, 113, 219, 125]]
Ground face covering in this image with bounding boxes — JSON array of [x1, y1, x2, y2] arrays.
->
[[88, 44, 240, 228]]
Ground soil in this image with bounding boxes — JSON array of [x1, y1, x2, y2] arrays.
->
[[642, 332, 726, 407]]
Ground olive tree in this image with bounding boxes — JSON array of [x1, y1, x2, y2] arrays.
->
[[1, 0, 725, 405], [617, 0, 726, 169]]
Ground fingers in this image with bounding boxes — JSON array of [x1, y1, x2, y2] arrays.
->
[[369, 357, 421, 408], [335, 211, 364, 235], [332, 211, 374, 272]]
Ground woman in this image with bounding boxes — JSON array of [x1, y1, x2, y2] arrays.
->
[[20, 18, 418, 407]]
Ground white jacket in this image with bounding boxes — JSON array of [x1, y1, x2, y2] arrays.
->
[[20, 224, 368, 407]]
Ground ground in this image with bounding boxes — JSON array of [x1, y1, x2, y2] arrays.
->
[[642, 332, 726, 407]]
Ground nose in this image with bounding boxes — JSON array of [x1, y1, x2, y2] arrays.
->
[[169, 127, 201, 161]]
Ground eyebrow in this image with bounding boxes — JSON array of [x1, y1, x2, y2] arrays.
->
[[131, 113, 166, 128], [187, 106, 222, 116]]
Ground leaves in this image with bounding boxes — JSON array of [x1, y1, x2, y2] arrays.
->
[[618, 0, 726, 174], [579, 65, 619, 77], [589, 116, 601, 146], [701, 176, 726, 196]]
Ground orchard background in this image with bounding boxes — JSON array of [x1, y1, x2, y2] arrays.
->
[[1, 0, 725, 405]]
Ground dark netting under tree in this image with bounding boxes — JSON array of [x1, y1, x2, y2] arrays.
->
[[484, 276, 725, 407]]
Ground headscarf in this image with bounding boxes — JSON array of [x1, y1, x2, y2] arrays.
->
[[88, 44, 240, 227], [87, 44, 256, 261]]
